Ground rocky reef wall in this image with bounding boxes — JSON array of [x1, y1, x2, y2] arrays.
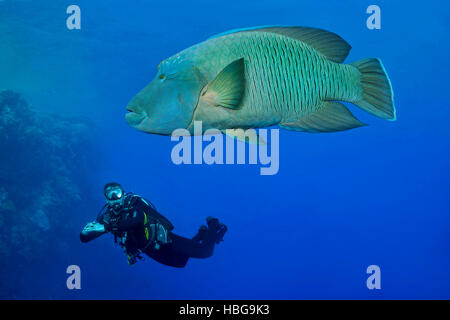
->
[[0, 90, 97, 298]]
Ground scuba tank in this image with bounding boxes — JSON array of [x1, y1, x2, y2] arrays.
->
[[125, 193, 174, 232]]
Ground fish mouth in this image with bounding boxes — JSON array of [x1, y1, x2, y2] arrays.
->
[[125, 105, 147, 126]]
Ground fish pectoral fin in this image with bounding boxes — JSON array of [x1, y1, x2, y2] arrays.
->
[[222, 129, 267, 145], [279, 101, 367, 133], [200, 58, 245, 109]]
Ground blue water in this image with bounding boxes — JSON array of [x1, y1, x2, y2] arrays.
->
[[1, 0, 449, 299]]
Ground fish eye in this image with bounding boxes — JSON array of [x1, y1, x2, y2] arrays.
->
[[159, 74, 165, 80]]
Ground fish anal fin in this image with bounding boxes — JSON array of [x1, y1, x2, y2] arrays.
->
[[201, 58, 245, 109], [279, 101, 367, 133]]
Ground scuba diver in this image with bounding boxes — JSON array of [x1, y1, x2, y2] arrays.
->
[[80, 182, 227, 268]]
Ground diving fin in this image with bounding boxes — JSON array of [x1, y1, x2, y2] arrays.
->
[[192, 225, 208, 243], [201, 58, 246, 109], [206, 217, 228, 244]]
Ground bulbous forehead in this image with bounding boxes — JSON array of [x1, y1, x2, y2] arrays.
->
[[158, 53, 192, 73]]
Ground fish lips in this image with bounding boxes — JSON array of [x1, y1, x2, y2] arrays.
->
[[125, 106, 147, 126], [125, 106, 183, 135], [125, 100, 197, 135]]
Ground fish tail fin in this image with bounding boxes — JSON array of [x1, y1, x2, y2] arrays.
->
[[351, 58, 396, 120]]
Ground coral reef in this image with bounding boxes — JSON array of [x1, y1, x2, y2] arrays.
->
[[0, 90, 96, 298]]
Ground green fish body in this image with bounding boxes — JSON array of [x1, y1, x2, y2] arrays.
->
[[126, 26, 395, 136]]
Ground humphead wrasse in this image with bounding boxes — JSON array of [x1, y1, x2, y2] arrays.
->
[[125, 26, 395, 138]]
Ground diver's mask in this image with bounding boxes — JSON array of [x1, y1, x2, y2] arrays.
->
[[105, 185, 124, 214]]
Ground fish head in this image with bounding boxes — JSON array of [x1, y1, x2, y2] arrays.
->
[[125, 56, 206, 135]]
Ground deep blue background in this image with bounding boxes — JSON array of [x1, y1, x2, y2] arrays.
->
[[1, 0, 449, 299]]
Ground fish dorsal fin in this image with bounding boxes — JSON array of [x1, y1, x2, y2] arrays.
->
[[208, 25, 281, 40], [200, 58, 245, 109], [279, 101, 366, 133], [209, 26, 351, 63]]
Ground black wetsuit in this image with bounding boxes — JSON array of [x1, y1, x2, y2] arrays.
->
[[80, 195, 221, 268]]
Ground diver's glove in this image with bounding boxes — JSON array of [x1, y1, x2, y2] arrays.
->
[[80, 221, 106, 243], [83, 221, 106, 233]]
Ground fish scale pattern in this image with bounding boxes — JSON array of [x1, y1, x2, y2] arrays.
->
[[191, 31, 360, 126]]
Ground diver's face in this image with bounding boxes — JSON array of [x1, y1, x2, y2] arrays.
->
[[105, 186, 124, 213]]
